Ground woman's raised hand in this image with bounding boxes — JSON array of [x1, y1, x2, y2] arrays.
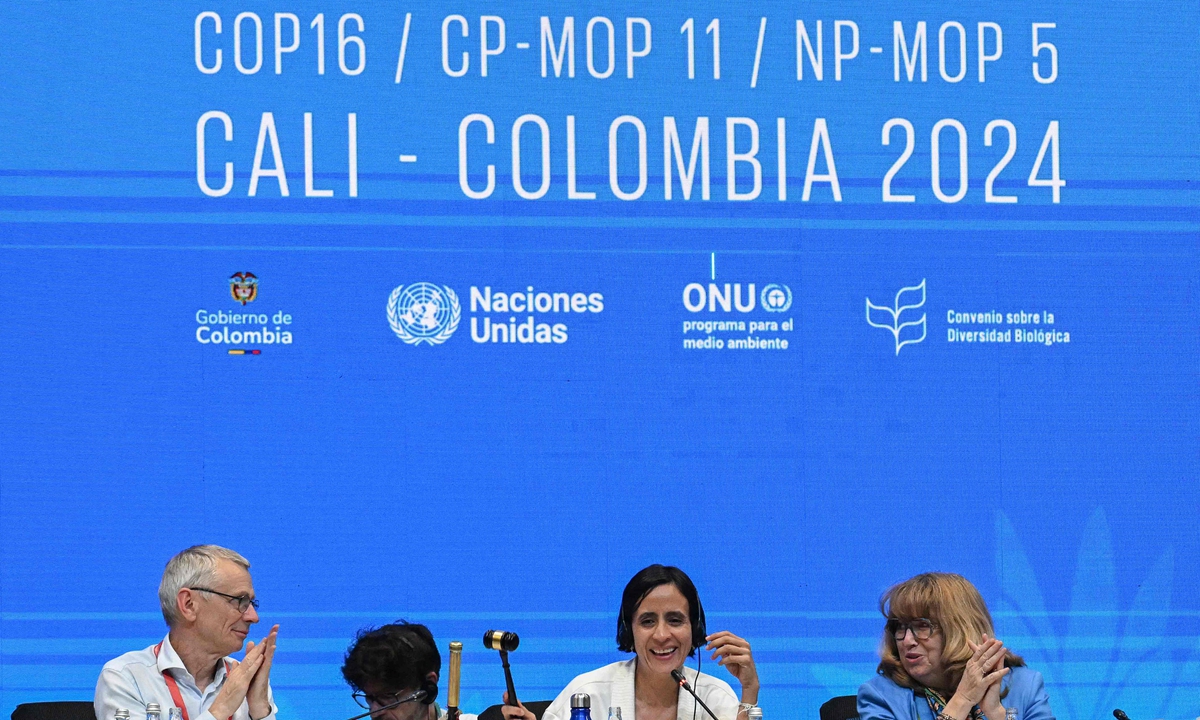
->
[[969, 636, 1009, 719], [954, 636, 1009, 707], [705, 631, 759, 704]]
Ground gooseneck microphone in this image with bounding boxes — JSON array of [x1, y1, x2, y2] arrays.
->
[[447, 641, 463, 720], [671, 669, 721, 720], [1113, 711, 1131, 720], [343, 683, 438, 720], [484, 630, 522, 707]]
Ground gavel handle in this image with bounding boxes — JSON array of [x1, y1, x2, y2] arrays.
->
[[500, 650, 519, 708]]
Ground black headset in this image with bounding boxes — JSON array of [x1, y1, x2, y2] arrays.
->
[[417, 679, 439, 705]]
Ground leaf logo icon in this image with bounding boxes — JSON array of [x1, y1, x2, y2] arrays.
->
[[866, 279, 927, 355]]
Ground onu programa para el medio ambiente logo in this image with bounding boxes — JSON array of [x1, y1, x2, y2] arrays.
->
[[680, 282, 795, 351]]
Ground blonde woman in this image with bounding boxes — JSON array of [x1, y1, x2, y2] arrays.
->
[[858, 573, 1054, 720]]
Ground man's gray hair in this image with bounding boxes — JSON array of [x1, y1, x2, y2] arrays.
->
[[159, 545, 251, 626]]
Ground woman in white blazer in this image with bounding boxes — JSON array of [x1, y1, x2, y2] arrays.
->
[[501, 565, 760, 720]]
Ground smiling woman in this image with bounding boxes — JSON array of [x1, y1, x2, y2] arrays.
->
[[857, 573, 1055, 720], [500, 565, 760, 720]]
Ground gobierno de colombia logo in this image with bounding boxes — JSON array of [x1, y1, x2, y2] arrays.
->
[[195, 272, 294, 354]]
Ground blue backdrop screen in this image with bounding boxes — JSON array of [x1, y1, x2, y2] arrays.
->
[[0, 3, 1196, 720]]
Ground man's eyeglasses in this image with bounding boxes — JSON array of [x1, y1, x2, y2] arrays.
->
[[352, 691, 410, 710], [889, 617, 937, 641], [189, 587, 260, 613]]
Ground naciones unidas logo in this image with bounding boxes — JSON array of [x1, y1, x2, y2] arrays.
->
[[386, 282, 604, 346]]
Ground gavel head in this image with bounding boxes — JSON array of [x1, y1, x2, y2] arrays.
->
[[483, 630, 520, 652]]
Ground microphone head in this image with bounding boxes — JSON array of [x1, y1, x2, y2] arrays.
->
[[670, 669, 689, 688], [1113, 711, 1130, 720], [483, 630, 520, 652]]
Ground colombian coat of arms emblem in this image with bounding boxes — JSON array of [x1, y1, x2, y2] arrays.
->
[[230, 272, 258, 305]]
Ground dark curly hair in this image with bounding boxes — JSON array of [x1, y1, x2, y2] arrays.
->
[[342, 621, 441, 693]]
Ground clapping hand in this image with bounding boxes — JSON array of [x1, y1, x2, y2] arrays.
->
[[210, 636, 269, 720], [943, 636, 1008, 720], [968, 636, 1008, 720], [245, 625, 279, 720]]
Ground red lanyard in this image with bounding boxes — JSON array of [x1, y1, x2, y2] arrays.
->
[[154, 642, 234, 720]]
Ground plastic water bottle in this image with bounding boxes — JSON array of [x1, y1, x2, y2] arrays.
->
[[1005, 708, 1017, 720], [146, 703, 161, 720], [115, 710, 130, 720], [748, 708, 763, 720], [608, 708, 623, 720], [570, 694, 592, 720], [169, 708, 183, 720]]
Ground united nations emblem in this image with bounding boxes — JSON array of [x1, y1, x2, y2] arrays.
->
[[761, 283, 793, 312], [230, 272, 258, 305], [387, 283, 461, 345]]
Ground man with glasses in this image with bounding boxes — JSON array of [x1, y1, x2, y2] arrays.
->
[[95, 545, 280, 720], [342, 622, 473, 720]]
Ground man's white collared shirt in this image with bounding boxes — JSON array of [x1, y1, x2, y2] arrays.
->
[[94, 634, 277, 720]]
